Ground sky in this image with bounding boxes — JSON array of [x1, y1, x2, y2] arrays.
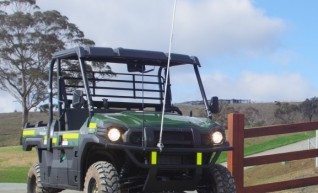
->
[[1, 0, 318, 112]]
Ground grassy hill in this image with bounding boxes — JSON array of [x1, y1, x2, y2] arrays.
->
[[245, 158, 318, 193], [0, 112, 48, 146], [178, 102, 307, 126]]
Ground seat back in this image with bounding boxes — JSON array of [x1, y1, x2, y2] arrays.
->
[[65, 108, 89, 130]]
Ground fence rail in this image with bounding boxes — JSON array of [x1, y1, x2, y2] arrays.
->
[[227, 113, 318, 193]]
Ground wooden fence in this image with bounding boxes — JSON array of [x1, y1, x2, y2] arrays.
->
[[227, 113, 318, 193]]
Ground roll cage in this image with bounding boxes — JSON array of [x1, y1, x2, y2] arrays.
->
[[47, 47, 212, 135]]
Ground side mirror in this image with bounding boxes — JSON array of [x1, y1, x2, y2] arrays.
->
[[209, 96, 219, 114], [72, 90, 84, 109]]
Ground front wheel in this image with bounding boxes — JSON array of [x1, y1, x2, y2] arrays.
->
[[27, 163, 63, 193], [198, 164, 236, 193], [84, 161, 120, 193]]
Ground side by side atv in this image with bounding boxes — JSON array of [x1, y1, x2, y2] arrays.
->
[[22, 46, 236, 193]]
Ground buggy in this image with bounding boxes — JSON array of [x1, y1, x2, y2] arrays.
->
[[22, 46, 236, 193]]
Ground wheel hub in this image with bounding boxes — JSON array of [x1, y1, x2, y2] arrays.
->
[[88, 178, 98, 193]]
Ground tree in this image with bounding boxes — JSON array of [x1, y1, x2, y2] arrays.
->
[[0, 0, 95, 126], [300, 97, 318, 122], [214, 103, 240, 127], [274, 102, 300, 124], [243, 106, 264, 127]]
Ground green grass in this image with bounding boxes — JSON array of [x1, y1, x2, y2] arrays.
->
[[0, 167, 29, 183], [245, 132, 315, 156], [0, 146, 36, 183], [217, 131, 315, 163]]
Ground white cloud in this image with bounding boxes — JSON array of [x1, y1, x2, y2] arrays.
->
[[174, 0, 285, 56], [37, 0, 285, 56], [0, 91, 18, 113], [168, 69, 318, 103], [201, 71, 318, 102], [37, 0, 173, 50]]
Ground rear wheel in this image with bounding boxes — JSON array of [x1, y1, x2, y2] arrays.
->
[[27, 163, 63, 193], [198, 164, 236, 193], [84, 161, 120, 193]]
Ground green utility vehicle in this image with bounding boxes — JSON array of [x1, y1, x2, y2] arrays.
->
[[22, 47, 236, 193]]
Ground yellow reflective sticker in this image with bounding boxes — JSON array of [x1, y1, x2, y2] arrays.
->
[[23, 130, 35, 136], [197, 152, 202, 166], [62, 133, 79, 139], [52, 138, 57, 144], [89, 122, 97, 129], [151, 151, 157, 165], [43, 136, 48, 145]]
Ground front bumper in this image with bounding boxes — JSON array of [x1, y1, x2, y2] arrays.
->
[[107, 142, 233, 169], [107, 142, 233, 192]]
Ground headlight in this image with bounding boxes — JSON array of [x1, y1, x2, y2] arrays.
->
[[107, 128, 121, 142], [211, 131, 224, 145]]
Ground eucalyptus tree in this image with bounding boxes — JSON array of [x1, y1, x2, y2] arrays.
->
[[300, 97, 318, 122], [0, 0, 95, 125], [274, 102, 300, 124]]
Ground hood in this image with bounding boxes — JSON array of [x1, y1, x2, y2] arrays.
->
[[92, 111, 218, 130]]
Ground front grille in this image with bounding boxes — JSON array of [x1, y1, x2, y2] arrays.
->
[[153, 130, 193, 148], [127, 128, 196, 147], [129, 131, 142, 145]]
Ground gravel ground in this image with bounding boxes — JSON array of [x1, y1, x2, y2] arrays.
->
[[0, 183, 80, 193], [0, 183, 196, 193]]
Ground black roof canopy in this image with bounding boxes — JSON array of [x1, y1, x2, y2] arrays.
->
[[53, 46, 201, 67]]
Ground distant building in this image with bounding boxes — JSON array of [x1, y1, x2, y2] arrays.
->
[[180, 99, 251, 105], [219, 99, 251, 104]]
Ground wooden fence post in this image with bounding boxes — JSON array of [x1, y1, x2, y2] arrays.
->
[[227, 113, 245, 193]]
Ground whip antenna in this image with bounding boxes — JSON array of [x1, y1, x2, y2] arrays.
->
[[157, 0, 178, 151]]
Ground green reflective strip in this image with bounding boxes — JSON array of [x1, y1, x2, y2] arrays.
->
[[197, 152, 202, 166], [62, 133, 79, 139], [23, 130, 35, 136], [151, 151, 157, 165], [89, 122, 97, 129], [52, 138, 57, 144]]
